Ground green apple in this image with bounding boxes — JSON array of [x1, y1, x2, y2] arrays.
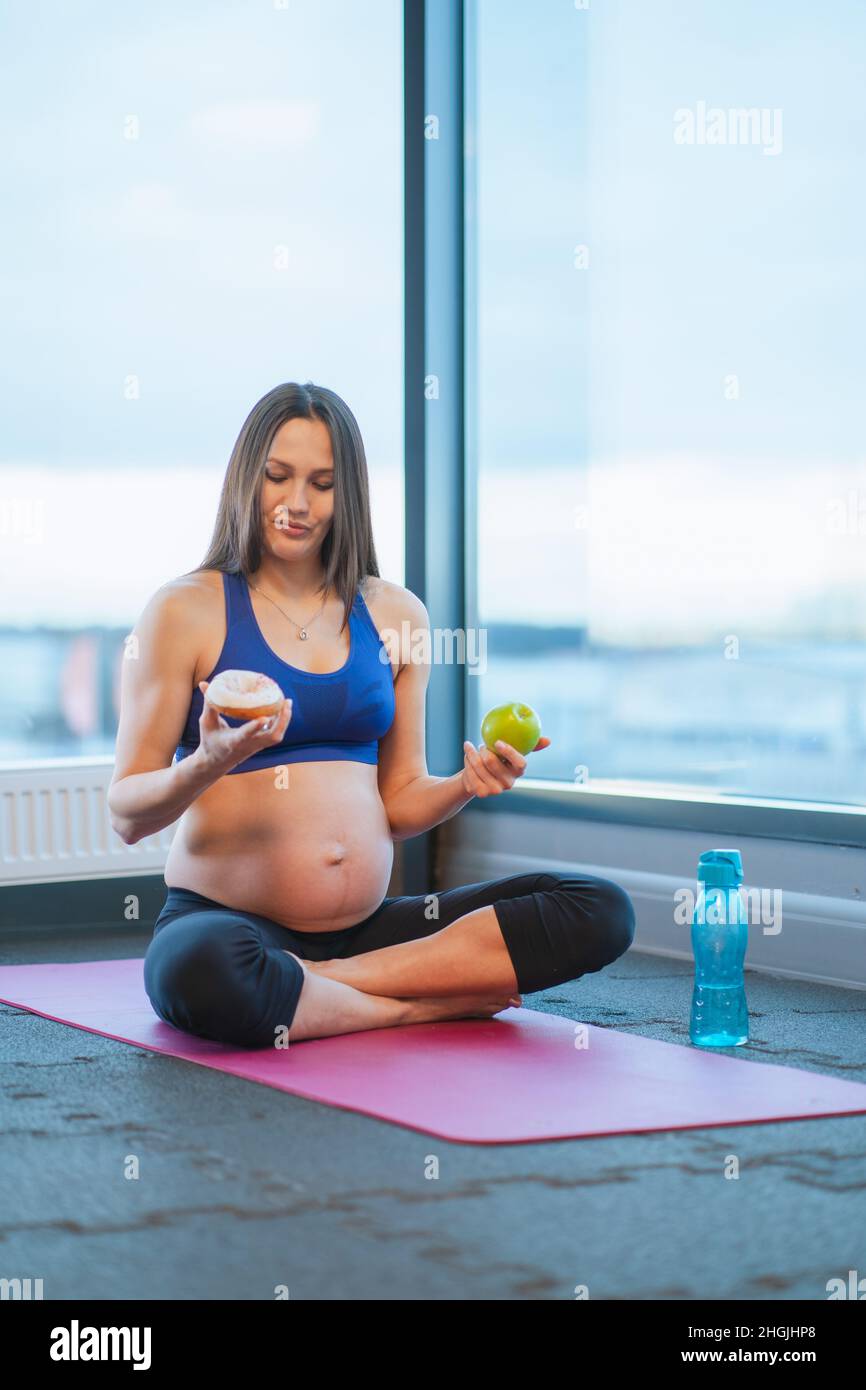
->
[[481, 702, 542, 757]]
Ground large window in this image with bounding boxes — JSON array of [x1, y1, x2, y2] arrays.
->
[[467, 0, 866, 807], [0, 0, 403, 763]]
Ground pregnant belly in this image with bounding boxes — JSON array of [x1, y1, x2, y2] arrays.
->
[[164, 761, 395, 931]]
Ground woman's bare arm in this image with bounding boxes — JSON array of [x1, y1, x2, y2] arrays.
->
[[107, 581, 220, 843], [108, 742, 223, 846], [107, 579, 290, 844]]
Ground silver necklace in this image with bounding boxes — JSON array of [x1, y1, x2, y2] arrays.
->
[[247, 580, 329, 640]]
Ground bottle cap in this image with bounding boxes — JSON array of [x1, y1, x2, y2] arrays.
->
[[697, 848, 743, 887]]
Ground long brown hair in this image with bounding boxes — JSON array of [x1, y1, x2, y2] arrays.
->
[[190, 381, 381, 635]]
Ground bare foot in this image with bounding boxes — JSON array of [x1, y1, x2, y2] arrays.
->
[[405, 992, 523, 1024], [295, 956, 524, 1019]]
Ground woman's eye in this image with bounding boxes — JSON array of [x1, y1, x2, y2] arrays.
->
[[265, 472, 332, 490]]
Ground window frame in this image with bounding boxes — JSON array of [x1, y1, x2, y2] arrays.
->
[[411, 0, 866, 853], [11, 2, 863, 857]]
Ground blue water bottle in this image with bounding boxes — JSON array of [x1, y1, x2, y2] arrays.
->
[[689, 849, 749, 1047]]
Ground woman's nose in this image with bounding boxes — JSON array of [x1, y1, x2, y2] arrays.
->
[[282, 486, 310, 513]]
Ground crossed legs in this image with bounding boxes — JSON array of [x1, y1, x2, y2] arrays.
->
[[303, 873, 636, 1001], [304, 904, 520, 997], [145, 874, 635, 1049]]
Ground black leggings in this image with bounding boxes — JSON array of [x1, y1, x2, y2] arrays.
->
[[143, 871, 636, 1050]]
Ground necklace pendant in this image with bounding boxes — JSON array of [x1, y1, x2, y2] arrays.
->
[[299, 628, 308, 640]]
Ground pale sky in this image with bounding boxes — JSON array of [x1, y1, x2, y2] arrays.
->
[[2, 0, 864, 647]]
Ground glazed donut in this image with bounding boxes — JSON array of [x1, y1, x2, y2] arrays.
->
[[204, 669, 285, 721]]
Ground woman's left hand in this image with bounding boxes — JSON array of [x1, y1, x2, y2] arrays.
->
[[460, 735, 551, 798]]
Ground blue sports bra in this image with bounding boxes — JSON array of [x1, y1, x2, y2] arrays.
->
[[174, 571, 396, 774]]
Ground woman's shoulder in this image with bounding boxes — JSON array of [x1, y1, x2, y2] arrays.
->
[[141, 568, 227, 631], [162, 567, 226, 597], [361, 576, 428, 622], [359, 578, 429, 656]]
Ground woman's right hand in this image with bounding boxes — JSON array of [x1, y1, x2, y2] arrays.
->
[[195, 681, 293, 775]]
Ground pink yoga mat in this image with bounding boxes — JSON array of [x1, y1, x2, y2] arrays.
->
[[2, 957, 866, 1144]]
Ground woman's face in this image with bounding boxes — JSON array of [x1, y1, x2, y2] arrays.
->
[[260, 416, 335, 555]]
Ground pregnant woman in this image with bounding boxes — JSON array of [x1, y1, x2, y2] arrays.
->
[[108, 381, 635, 1049]]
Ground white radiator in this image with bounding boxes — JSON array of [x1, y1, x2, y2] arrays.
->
[[0, 758, 173, 885]]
